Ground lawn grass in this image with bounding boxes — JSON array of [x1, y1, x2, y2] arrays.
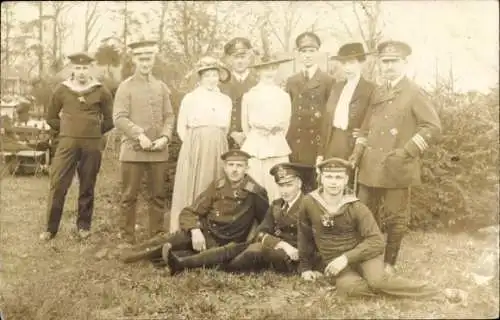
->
[[0, 155, 498, 320]]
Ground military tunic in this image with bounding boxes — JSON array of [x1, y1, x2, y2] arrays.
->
[[113, 74, 175, 239], [180, 174, 269, 245], [219, 71, 259, 148], [45, 79, 114, 234], [285, 69, 334, 166], [353, 77, 442, 266]]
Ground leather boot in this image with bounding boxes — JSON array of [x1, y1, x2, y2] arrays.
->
[[168, 242, 248, 275]]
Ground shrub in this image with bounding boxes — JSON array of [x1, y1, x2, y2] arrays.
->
[[410, 85, 499, 231]]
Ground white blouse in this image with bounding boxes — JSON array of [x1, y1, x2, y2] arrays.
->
[[176, 86, 232, 142], [241, 82, 292, 159]]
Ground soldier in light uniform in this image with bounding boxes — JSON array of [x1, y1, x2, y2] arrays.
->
[[121, 150, 269, 275], [220, 37, 259, 149], [113, 39, 175, 244], [286, 32, 334, 192], [41, 52, 114, 240], [349, 41, 442, 274]]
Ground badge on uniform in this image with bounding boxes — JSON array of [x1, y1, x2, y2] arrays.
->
[[321, 214, 335, 227], [314, 111, 322, 118], [274, 227, 282, 236], [78, 96, 86, 103], [390, 128, 398, 136]]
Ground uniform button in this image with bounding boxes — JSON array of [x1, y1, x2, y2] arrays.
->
[[384, 115, 388, 119], [381, 132, 384, 135], [291, 224, 295, 227], [388, 101, 393, 104], [298, 116, 302, 120], [299, 106, 302, 110], [296, 139, 301, 143], [309, 129, 313, 133], [298, 94, 302, 98], [298, 128, 301, 132], [216, 213, 220, 217], [379, 148, 383, 151]]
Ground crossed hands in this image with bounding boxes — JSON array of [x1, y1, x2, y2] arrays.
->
[[138, 133, 169, 151], [275, 241, 299, 261]]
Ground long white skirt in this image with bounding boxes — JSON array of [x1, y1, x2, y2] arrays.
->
[[247, 156, 289, 202]]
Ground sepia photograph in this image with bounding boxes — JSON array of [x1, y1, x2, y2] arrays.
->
[[0, 1, 498, 319]]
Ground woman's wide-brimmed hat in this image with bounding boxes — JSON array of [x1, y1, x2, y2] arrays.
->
[[194, 56, 231, 83], [330, 42, 372, 62], [249, 54, 294, 69]]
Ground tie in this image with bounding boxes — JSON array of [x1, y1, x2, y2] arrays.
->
[[282, 202, 289, 213], [304, 71, 309, 82]]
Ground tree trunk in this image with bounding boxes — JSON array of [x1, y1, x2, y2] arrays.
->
[[158, 2, 168, 51], [123, 2, 128, 47], [38, 1, 43, 77]]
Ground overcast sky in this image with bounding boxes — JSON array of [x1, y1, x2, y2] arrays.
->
[[11, 1, 500, 93]]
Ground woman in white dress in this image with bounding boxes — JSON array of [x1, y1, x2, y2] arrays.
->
[[170, 57, 232, 232], [240, 56, 294, 201]]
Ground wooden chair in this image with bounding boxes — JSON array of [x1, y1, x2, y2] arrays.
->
[[9, 127, 49, 176]]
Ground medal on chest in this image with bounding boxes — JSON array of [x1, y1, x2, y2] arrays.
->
[[321, 214, 335, 227]]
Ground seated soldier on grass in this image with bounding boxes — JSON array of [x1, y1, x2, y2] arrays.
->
[[225, 162, 324, 274], [121, 150, 269, 275], [299, 157, 451, 298]]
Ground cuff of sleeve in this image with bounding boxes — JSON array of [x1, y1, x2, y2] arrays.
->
[[405, 133, 428, 157], [262, 235, 281, 249]]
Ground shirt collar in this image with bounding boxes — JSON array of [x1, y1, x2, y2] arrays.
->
[[133, 72, 154, 83], [286, 191, 302, 209], [304, 64, 318, 77], [346, 73, 361, 85], [390, 74, 405, 88], [233, 69, 250, 82]]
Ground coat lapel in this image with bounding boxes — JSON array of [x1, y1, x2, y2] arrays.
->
[[350, 77, 367, 104], [306, 69, 322, 89]]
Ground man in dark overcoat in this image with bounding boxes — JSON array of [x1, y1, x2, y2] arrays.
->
[[41, 52, 114, 241], [349, 40, 442, 274], [285, 32, 334, 191], [219, 37, 259, 149]]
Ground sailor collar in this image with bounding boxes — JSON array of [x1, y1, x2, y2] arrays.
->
[[309, 190, 358, 216], [62, 78, 101, 94]]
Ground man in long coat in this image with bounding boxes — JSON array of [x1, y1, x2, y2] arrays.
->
[[285, 32, 334, 191], [220, 37, 259, 149], [113, 39, 175, 244], [41, 52, 114, 241], [349, 40, 442, 274]]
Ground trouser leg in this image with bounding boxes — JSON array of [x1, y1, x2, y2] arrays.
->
[[335, 266, 377, 297], [358, 185, 383, 230], [225, 242, 266, 272], [170, 242, 249, 274], [360, 254, 439, 297], [46, 137, 79, 234], [121, 230, 192, 263], [262, 247, 297, 274], [383, 188, 410, 266], [119, 162, 145, 243], [145, 161, 167, 237], [76, 139, 102, 231]]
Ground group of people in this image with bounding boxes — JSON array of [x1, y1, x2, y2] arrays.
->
[[38, 30, 449, 299]]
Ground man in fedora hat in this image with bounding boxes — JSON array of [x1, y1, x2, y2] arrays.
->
[[41, 52, 114, 241], [113, 39, 175, 245], [285, 32, 334, 192], [318, 42, 376, 192], [220, 37, 259, 149], [349, 40, 442, 274], [120, 150, 269, 275]]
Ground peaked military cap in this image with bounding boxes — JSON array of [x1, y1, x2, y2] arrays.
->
[[317, 157, 352, 172], [224, 37, 252, 56], [221, 149, 252, 161], [296, 32, 321, 50], [67, 52, 94, 65], [331, 42, 369, 62], [270, 162, 314, 184], [377, 40, 412, 59]]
